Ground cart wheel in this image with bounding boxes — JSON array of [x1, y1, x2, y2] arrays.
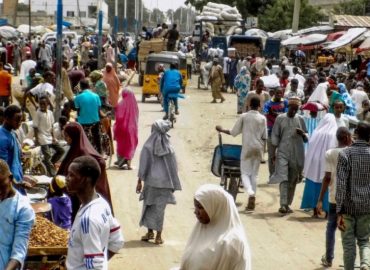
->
[[141, 95, 146, 103], [228, 177, 239, 201], [32, 162, 48, 176], [220, 175, 227, 186]]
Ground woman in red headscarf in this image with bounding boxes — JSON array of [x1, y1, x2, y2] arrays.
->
[[114, 88, 139, 169], [103, 63, 121, 108], [57, 122, 113, 219]]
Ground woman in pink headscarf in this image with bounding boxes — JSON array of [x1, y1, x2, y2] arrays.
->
[[103, 63, 121, 107], [114, 88, 139, 169]]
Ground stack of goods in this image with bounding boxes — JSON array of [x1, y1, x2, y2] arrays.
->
[[195, 2, 243, 36], [232, 43, 261, 57], [29, 216, 69, 248], [208, 48, 224, 58], [138, 39, 167, 61]]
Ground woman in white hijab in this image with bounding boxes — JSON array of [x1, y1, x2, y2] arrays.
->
[[178, 184, 251, 270], [300, 114, 338, 216]]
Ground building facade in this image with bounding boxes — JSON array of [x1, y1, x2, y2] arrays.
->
[[30, 0, 109, 26]]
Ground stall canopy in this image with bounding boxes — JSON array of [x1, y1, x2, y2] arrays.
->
[[269, 29, 292, 40], [294, 25, 334, 36], [282, 33, 327, 46], [356, 37, 370, 53], [325, 27, 367, 50], [245, 28, 269, 38], [327, 31, 346, 42]]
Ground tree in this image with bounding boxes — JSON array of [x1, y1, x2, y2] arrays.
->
[[333, 0, 367, 15], [258, 0, 323, 32]]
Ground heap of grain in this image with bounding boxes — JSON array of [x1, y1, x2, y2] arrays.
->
[[29, 216, 69, 247]]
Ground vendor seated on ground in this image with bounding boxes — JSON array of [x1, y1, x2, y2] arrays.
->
[[47, 175, 72, 230]]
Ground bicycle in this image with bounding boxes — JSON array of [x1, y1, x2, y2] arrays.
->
[[168, 98, 176, 128]]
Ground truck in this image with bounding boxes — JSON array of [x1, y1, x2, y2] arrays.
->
[[228, 35, 263, 58]]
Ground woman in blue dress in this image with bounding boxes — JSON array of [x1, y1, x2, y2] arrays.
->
[[234, 67, 251, 114]]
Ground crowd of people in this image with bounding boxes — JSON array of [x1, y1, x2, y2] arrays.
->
[[1, 24, 370, 270], [215, 50, 370, 270]]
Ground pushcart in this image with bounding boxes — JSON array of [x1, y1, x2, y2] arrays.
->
[[211, 133, 242, 201]]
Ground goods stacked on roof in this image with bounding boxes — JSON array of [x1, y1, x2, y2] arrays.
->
[[138, 39, 167, 60], [195, 2, 243, 36]]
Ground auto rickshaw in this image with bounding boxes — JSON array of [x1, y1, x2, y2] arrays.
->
[[160, 51, 188, 92], [142, 53, 180, 103]]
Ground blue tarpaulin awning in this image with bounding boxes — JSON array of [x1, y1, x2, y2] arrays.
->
[[62, 21, 72, 27]]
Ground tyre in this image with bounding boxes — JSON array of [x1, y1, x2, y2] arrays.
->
[[228, 177, 239, 201], [138, 74, 144, 86], [141, 94, 146, 103], [32, 162, 48, 176]]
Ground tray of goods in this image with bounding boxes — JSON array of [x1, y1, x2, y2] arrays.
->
[[28, 216, 69, 257]]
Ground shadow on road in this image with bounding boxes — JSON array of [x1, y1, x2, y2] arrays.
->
[[287, 215, 327, 223], [123, 240, 161, 249], [242, 211, 283, 219]]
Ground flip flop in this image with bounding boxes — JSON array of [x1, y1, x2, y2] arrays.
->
[[155, 238, 164, 245], [141, 232, 154, 241]]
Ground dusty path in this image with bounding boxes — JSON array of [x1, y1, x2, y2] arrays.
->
[[108, 76, 344, 270]]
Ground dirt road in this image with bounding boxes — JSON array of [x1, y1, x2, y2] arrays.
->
[[108, 76, 343, 270]]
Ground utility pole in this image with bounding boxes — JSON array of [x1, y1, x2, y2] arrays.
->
[[55, 0, 63, 120], [141, 0, 144, 30], [292, 0, 301, 33], [114, 0, 118, 70], [97, 0, 103, 69], [28, 0, 31, 41], [124, 0, 127, 34]]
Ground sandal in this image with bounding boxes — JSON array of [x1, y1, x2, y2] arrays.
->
[[141, 232, 154, 241], [155, 237, 164, 245]]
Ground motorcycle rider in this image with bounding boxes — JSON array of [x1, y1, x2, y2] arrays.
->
[[160, 63, 183, 120]]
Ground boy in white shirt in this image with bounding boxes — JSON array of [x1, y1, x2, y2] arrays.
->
[[316, 127, 352, 267], [33, 96, 64, 176], [66, 156, 124, 270]]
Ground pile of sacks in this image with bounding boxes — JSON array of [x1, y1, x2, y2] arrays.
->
[[208, 48, 224, 58], [196, 2, 243, 36]]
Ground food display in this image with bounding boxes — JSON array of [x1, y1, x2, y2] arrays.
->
[[29, 216, 69, 248]]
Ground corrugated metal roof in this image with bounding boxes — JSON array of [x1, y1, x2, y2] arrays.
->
[[334, 15, 370, 28]]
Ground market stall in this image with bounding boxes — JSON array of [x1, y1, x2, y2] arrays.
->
[[26, 216, 68, 270], [24, 176, 68, 270]]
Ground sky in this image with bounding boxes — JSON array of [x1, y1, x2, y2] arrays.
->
[[143, 0, 186, 11]]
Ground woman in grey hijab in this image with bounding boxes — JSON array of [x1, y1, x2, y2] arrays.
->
[[136, 119, 182, 245]]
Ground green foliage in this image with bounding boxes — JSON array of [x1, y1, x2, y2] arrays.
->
[[258, 0, 323, 32], [333, 0, 367, 15]]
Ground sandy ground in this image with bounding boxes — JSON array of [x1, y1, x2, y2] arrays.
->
[[105, 75, 348, 270]]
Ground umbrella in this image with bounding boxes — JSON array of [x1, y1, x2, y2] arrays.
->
[[282, 33, 327, 46], [325, 27, 367, 50]]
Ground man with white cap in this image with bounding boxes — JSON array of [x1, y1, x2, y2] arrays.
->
[[351, 82, 369, 114], [269, 97, 308, 214], [19, 52, 36, 86]]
